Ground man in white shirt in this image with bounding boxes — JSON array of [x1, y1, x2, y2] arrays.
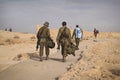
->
[[72, 25, 83, 50]]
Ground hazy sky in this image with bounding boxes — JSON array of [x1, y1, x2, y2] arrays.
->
[[0, 0, 120, 33]]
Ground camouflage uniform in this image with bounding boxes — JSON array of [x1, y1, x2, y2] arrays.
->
[[37, 22, 50, 61], [56, 23, 71, 62], [72, 27, 83, 49]]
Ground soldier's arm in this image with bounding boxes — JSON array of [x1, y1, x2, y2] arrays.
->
[[47, 28, 50, 37], [37, 29, 40, 39], [56, 29, 61, 43], [36, 29, 41, 51], [81, 29, 83, 34], [81, 28, 83, 39], [68, 28, 71, 42], [56, 29, 61, 49], [69, 28, 71, 39]]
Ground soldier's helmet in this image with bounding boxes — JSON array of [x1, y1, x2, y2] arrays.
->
[[62, 21, 67, 26], [44, 21, 49, 27]]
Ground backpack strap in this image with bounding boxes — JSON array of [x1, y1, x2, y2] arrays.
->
[[37, 26, 46, 39], [36, 27, 46, 50], [60, 27, 67, 38]]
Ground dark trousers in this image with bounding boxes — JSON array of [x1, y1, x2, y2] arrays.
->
[[94, 33, 97, 38], [75, 38, 80, 48]]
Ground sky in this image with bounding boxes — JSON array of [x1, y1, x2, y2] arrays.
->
[[0, 0, 120, 33]]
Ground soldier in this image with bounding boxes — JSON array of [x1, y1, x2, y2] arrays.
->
[[5, 28, 7, 31], [9, 28, 12, 32], [56, 21, 71, 62], [94, 28, 99, 38], [72, 25, 83, 50], [37, 21, 50, 61]]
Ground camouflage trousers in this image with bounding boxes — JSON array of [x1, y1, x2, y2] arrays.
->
[[39, 42, 49, 57], [60, 38, 70, 58]]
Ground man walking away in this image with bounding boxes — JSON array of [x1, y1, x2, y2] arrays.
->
[[56, 21, 71, 62], [72, 25, 83, 50], [37, 21, 51, 61]]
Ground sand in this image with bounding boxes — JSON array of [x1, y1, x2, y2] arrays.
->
[[0, 30, 120, 80]]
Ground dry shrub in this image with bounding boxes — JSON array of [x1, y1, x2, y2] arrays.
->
[[12, 39, 23, 44], [5, 38, 22, 44], [5, 39, 10, 42], [109, 69, 120, 76], [13, 53, 39, 61], [0, 39, 5, 45], [13, 35, 20, 39], [30, 36, 36, 41], [22, 32, 28, 34], [0, 43, 5, 45], [5, 39, 15, 44], [30, 36, 36, 39], [13, 53, 30, 61]]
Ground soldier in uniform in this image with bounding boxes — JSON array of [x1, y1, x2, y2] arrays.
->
[[56, 21, 71, 62], [72, 25, 83, 50], [37, 21, 50, 61]]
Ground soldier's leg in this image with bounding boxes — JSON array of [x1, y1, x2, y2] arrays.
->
[[57, 41, 60, 49], [95, 34, 97, 38], [62, 39, 69, 62], [75, 38, 77, 46], [76, 38, 78, 47], [45, 44, 49, 60], [36, 39, 39, 51], [77, 38, 80, 47], [76, 38, 79, 49], [94, 33, 97, 38], [61, 39, 64, 61], [63, 47, 67, 62], [61, 43, 66, 62], [61, 45, 64, 56], [39, 43, 44, 61], [61, 38, 67, 62], [96, 33, 97, 38]]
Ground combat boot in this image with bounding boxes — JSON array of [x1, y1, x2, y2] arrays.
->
[[40, 56, 43, 61], [62, 56, 66, 62], [46, 55, 49, 60]]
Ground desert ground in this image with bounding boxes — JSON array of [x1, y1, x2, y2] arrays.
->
[[0, 29, 120, 80]]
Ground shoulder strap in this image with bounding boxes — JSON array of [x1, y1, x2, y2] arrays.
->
[[60, 27, 67, 37], [63, 27, 67, 33], [37, 27, 46, 39], [39, 27, 46, 35]]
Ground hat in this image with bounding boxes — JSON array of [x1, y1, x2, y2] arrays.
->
[[44, 21, 49, 27], [76, 25, 79, 27]]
